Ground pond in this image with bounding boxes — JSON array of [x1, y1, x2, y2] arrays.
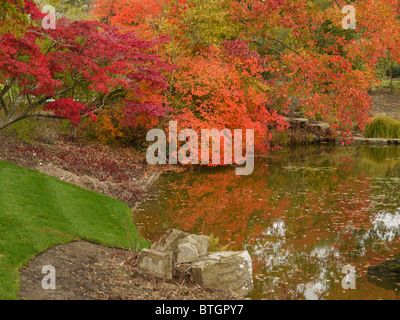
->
[[133, 144, 400, 300]]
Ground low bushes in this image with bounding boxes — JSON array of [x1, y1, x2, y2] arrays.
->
[[365, 115, 400, 139]]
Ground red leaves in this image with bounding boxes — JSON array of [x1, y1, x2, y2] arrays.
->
[[23, 0, 46, 21], [0, 1, 171, 128], [92, 0, 187, 27], [0, 32, 61, 96], [44, 98, 94, 125]]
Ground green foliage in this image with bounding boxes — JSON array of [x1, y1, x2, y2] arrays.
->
[[3, 118, 36, 143], [390, 63, 400, 78], [208, 233, 230, 252], [311, 0, 333, 10], [0, 161, 148, 299], [183, 0, 238, 45], [365, 115, 400, 139], [273, 130, 289, 146], [36, 0, 94, 21], [375, 57, 392, 80], [3, 117, 68, 144], [375, 56, 400, 82], [0, 0, 29, 37]]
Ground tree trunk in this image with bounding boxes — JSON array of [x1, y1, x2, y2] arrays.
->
[[389, 61, 394, 93]]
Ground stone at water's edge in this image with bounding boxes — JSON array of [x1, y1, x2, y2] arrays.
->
[[178, 241, 199, 264], [284, 117, 309, 125], [191, 251, 254, 297], [139, 229, 253, 296], [309, 123, 330, 130], [152, 229, 210, 264], [351, 137, 400, 144], [152, 229, 189, 255], [137, 249, 173, 280], [186, 235, 210, 256], [367, 258, 400, 279], [177, 234, 210, 263]]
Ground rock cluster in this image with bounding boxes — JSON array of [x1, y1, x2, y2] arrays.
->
[[137, 229, 254, 296]]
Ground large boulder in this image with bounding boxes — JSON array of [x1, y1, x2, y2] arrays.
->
[[152, 229, 210, 264], [139, 229, 253, 296], [137, 249, 173, 279], [190, 251, 254, 296], [186, 235, 210, 256], [177, 235, 210, 264], [152, 229, 189, 255]]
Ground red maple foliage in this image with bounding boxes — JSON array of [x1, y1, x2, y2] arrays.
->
[[0, 1, 172, 131]]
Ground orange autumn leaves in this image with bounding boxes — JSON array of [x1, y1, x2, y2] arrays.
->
[[174, 45, 288, 152], [90, 0, 400, 151]]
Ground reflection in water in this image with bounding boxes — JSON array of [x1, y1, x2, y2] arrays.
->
[[371, 212, 400, 242], [133, 145, 400, 300]]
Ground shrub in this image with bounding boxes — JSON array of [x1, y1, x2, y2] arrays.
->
[[365, 115, 400, 139], [3, 117, 63, 144]]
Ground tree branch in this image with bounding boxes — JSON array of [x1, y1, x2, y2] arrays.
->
[[0, 79, 16, 99], [267, 36, 301, 56], [22, 113, 66, 120], [0, 96, 9, 116]]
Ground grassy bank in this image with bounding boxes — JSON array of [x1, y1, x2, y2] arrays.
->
[[0, 161, 148, 299]]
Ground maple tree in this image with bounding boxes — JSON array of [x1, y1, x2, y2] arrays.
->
[[0, 0, 172, 131], [3, 0, 400, 149], [88, 0, 400, 150], [173, 44, 289, 153]]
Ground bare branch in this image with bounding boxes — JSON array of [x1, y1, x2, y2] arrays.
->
[[28, 30, 75, 48], [267, 37, 301, 56], [0, 96, 8, 116], [0, 79, 16, 99], [23, 113, 66, 120]]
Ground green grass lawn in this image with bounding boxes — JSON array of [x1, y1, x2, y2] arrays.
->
[[0, 161, 148, 299]]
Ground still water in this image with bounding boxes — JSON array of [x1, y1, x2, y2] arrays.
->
[[133, 145, 400, 300]]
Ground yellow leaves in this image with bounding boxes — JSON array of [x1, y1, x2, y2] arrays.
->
[[182, 0, 238, 45], [0, 0, 29, 37]]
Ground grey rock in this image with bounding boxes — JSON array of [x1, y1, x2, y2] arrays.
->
[[285, 117, 309, 125], [284, 117, 309, 123], [177, 241, 199, 264], [142, 230, 253, 296], [191, 251, 254, 296], [137, 249, 173, 279], [309, 123, 330, 130], [151, 229, 189, 254], [152, 229, 210, 264], [351, 137, 400, 144], [367, 258, 400, 279], [181, 235, 209, 254]]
